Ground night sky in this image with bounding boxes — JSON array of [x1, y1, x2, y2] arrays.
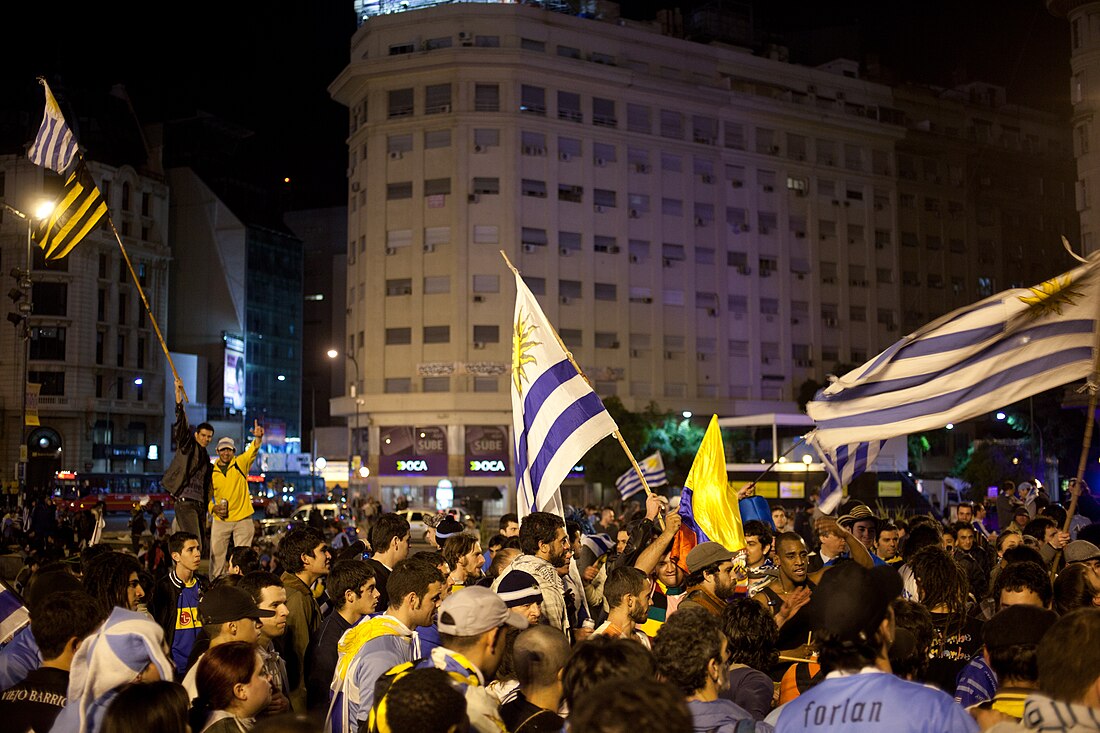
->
[[1, 1, 1071, 210]]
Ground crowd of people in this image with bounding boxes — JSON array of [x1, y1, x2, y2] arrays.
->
[[0, 475, 1098, 733]]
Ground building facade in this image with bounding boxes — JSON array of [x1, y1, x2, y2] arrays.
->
[[330, 3, 1077, 511]]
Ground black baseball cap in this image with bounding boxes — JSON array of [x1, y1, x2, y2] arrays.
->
[[199, 584, 275, 625]]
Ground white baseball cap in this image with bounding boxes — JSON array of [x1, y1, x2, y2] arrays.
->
[[436, 586, 528, 636]]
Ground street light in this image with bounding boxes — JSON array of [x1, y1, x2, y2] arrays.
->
[[2, 199, 54, 488], [327, 348, 361, 490]]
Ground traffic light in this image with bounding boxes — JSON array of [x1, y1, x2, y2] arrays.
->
[[7, 267, 30, 332]]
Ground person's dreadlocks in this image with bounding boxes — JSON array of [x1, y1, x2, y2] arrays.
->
[[909, 545, 969, 614]]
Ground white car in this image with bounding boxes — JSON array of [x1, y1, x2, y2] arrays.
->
[[396, 508, 438, 542]]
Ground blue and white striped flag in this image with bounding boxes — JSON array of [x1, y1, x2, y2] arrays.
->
[[510, 265, 618, 519], [807, 255, 1100, 453], [580, 532, 615, 558], [615, 452, 668, 499], [28, 79, 78, 174], [808, 436, 886, 515], [0, 581, 29, 646]]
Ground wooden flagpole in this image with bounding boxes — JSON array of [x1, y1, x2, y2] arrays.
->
[[501, 251, 664, 527]]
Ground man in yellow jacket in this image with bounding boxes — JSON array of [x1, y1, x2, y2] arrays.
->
[[209, 419, 264, 577]]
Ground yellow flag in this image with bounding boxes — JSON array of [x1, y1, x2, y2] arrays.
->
[[684, 415, 744, 551]]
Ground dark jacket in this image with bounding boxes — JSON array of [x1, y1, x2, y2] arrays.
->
[[150, 569, 209, 652], [162, 401, 212, 500], [280, 571, 322, 712]]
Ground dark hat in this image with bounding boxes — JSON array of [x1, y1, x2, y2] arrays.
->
[[434, 516, 465, 548], [199, 584, 275, 625], [422, 513, 445, 529], [838, 502, 878, 529], [1065, 540, 1100, 564], [685, 541, 736, 574], [982, 605, 1058, 651], [1014, 505, 1031, 518], [495, 569, 543, 608], [808, 561, 903, 643]]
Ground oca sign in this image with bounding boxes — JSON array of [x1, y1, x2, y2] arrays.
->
[[469, 459, 506, 473], [396, 459, 428, 473]]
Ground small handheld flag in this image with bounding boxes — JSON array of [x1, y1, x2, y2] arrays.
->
[[28, 79, 78, 174], [615, 452, 667, 500]]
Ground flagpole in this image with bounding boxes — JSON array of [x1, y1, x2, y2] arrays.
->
[[747, 437, 806, 491], [500, 250, 663, 527], [85, 161, 188, 404]]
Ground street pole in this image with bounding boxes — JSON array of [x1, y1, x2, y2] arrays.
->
[[2, 202, 36, 495], [348, 353, 361, 494]]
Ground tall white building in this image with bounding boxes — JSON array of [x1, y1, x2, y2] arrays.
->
[[331, 2, 1075, 511]]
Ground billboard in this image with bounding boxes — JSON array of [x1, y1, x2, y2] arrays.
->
[[224, 335, 245, 411], [379, 425, 448, 476], [464, 426, 510, 476]]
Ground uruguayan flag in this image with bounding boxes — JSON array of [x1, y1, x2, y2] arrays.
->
[[615, 452, 668, 499], [808, 255, 1100, 452], [28, 79, 78, 174], [0, 581, 29, 646], [580, 533, 615, 558], [809, 437, 886, 515], [510, 267, 618, 518]]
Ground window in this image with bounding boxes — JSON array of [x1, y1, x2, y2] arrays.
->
[[118, 292, 128, 325], [695, 247, 715, 265], [386, 278, 413, 296], [474, 377, 499, 392], [594, 282, 617, 301], [423, 326, 450, 344], [424, 276, 450, 294], [557, 45, 581, 59], [385, 328, 412, 345], [662, 198, 683, 216], [521, 179, 547, 198], [28, 371, 64, 396], [424, 178, 451, 196], [32, 282, 66, 316], [96, 331, 104, 364], [473, 128, 500, 148], [425, 36, 451, 50], [558, 91, 583, 122], [387, 229, 413, 249], [558, 184, 583, 203], [663, 290, 684, 306], [30, 327, 65, 360], [629, 240, 650, 263], [659, 109, 683, 139], [472, 177, 500, 195], [423, 376, 450, 393], [593, 97, 616, 127], [474, 84, 499, 112], [850, 305, 867, 322], [387, 88, 414, 118], [521, 131, 547, 155], [559, 231, 582, 254], [593, 142, 616, 165], [787, 133, 807, 160], [756, 127, 776, 154], [424, 84, 452, 114], [662, 243, 686, 261], [388, 134, 413, 154], [522, 227, 548, 247], [661, 153, 682, 172], [473, 325, 500, 343], [473, 225, 499, 244], [627, 104, 651, 134], [474, 35, 500, 47], [521, 38, 546, 52], [387, 182, 413, 199], [526, 277, 546, 295], [389, 42, 415, 55], [724, 122, 745, 150], [594, 235, 618, 253], [628, 193, 650, 213], [595, 332, 619, 348], [385, 378, 411, 393], [424, 129, 451, 149], [521, 85, 546, 115], [558, 137, 582, 160], [593, 189, 616, 208], [560, 329, 583, 347], [472, 275, 500, 292], [692, 115, 718, 144]]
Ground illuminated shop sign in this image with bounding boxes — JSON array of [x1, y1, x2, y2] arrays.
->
[[379, 426, 447, 476], [464, 426, 510, 476]]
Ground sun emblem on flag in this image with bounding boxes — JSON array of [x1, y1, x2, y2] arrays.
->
[[1017, 274, 1082, 320], [512, 307, 541, 396]]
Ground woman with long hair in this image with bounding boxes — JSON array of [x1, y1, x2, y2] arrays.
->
[[718, 598, 780, 719], [191, 641, 272, 733]]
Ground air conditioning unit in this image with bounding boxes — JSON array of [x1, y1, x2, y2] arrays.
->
[[843, 201, 851, 207], [474, 144, 486, 153], [763, 185, 774, 192], [388, 151, 403, 160], [759, 226, 770, 234], [459, 31, 473, 45], [630, 349, 641, 357], [629, 209, 640, 219], [594, 205, 606, 213], [738, 224, 751, 232], [610, 341, 620, 349], [698, 353, 709, 361], [849, 238, 857, 245], [701, 174, 714, 183], [737, 266, 751, 275], [831, 199, 840, 206], [707, 308, 717, 317], [559, 152, 572, 162], [523, 145, 536, 155], [468, 193, 480, 203], [608, 246, 620, 254], [824, 317, 839, 327], [629, 254, 639, 263], [523, 244, 538, 253], [473, 295, 485, 303], [694, 217, 706, 226], [663, 258, 672, 267], [665, 351, 676, 359], [439, 104, 452, 113], [423, 243, 435, 253], [473, 341, 486, 349], [595, 157, 607, 167], [385, 247, 397, 255], [769, 145, 780, 154], [642, 297, 653, 303], [351, 182, 360, 191], [731, 180, 743, 188], [795, 231, 806, 239], [791, 318, 800, 325], [560, 247, 572, 256], [560, 296, 572, 304]]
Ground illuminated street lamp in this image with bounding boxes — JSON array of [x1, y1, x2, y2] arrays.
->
[[327, 348, 361, 488]]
